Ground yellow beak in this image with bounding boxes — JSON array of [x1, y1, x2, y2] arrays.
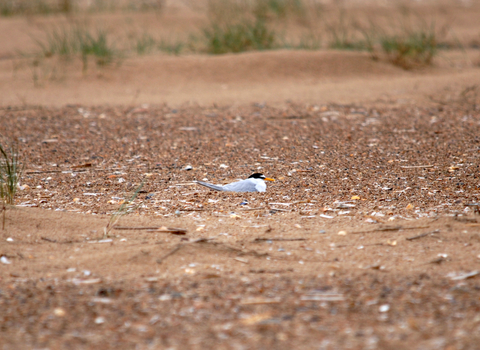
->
[[264, 178, 275, 182]]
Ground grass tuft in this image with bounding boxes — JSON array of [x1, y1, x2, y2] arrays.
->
[[0, 140, 23, 206], [295, 32, 322, 50], [158, 39, 184, 55], [379, 28, 437, 69], [35, 25, 119, 72], [202, 0, 285, 54], [104, 180, 145, 237], [326, 11, 368, 51], [78, 28, 117, 69], [254, 0, 306, 20], [134, 32, 157, 55], [203, 18, 276, 54], [354, 10, 441, 69], [0, 139, 23, 230]]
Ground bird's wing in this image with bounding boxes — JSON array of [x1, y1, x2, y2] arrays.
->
[[222, 179, 258, 192], [196, 181, 225, 191]]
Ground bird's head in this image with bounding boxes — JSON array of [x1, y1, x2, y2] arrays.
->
[[248, 173, 275, 182]]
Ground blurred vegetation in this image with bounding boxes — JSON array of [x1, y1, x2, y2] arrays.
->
[[0, 0, 164, 16], [0, 139, 23, 207], [0, 0, 62, 16], [203, 19, 276, 54], [202, 0, 322, 53], [13, 0, 447, 78], [201, 0, 441, 68], [34, 25, 119, 72], [323, 7, 441, 69], [380, 29, 437, 69], [325, 10, 369, 51]]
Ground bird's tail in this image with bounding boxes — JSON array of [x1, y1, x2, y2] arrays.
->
[[195, 181, 224, 191]]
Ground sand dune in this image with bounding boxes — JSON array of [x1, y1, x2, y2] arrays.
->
[[1, 49, 479, 107]]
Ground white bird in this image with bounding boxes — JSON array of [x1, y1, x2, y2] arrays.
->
[[196, 173, 275, 192]]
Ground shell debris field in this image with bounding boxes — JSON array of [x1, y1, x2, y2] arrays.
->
[[1, 101, 480, 349]]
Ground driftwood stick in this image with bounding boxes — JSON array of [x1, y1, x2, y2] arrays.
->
[[352, 225, 430, 234], [253, 237, 306, 242], [406, 230, 439, 241], [114, 226, 187, 235], [41, 236, 57, 243], [400, 165, 434, 169]]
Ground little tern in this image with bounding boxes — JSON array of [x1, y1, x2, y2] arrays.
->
[[196, 173, 275, 192]]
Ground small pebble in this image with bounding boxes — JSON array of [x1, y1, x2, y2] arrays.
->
[[159, 294, 172, 301], [379, 304, 390, 313], [319, 214, 334, 219], [1, 256, 12, 264], [54, 308, 66, 317], [95, 316, 105, 324]]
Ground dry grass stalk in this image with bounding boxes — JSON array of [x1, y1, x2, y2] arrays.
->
[[0, 140, 24, 230], [103, 180, 146, 237]]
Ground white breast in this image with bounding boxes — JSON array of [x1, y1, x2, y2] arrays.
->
[[253, 179, 267, 192]]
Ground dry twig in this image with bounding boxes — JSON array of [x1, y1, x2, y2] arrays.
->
[[352, 225, 429, 234], [253, 237, 306, 242], [400, 165, 434, 168], [406, 230, 439, 241], [104, 181, 145, 237], [40, 236, 81, 244], [114, 226, 187, 235]]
